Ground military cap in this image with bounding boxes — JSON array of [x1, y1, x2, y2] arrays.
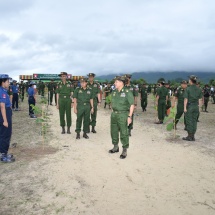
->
[[124, 74, 132, 78], [87, 73, 96, 77], [58, 72, 68, 77], [13, 80, 17, 83], [0, 74, 11, 79], [188, 75, 197, 81], [115, 75, 126, 82], [79, 77, 88, 82], [181, 80, 187, 84], [159, 81, 165, 84]]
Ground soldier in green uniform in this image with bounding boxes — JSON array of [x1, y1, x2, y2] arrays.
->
[[139, 83, 148, 112], [109, 76, 134, 159], [147, 84, 152, 93], [47, 79, 57, 105], [165, 83, 171, 115], [104, 83, 112, 109], [155, 81, 168, 124], [183, 75, 202, 141], [37, 81, 41, 95], [87, 73, 101, 133], [172, 80, 187, 129], [124, 74, 138, 136], [202, 84, 210, 112], [19, 81, 25, 102], [40, 81, 45, 97], [73, 78, 94, 139], [56, 72, 74, 134]]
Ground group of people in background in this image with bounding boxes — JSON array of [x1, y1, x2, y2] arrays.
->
[[0, 72, 215, 162]]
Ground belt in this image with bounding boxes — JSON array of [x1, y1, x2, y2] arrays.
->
[[6, 107, 12, 110], [188, 102, 198, 105], [78, 102, 90, 106], [113, 110, 128, 114]]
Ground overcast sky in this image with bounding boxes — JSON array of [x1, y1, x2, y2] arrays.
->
[[0, 0, 215, 80]]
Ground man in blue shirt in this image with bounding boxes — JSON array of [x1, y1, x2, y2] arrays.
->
[[11, 80, 19, 111], [0, 74, 15, 163], [28, 82, 37, 118]]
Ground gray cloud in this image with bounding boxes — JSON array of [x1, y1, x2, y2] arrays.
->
[[0, 0, 215, 80]]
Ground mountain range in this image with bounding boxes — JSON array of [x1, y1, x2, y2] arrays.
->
[[97, 72, 215, 83]]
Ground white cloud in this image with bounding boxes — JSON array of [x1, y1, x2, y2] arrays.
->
[[0, 0, 215, 80]]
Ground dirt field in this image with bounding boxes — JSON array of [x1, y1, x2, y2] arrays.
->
[[0, 93, 215, 215]]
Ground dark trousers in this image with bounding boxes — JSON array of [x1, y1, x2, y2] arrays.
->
[[0, 108, 12, 154], [28, 96, 35, 115], [12, 93, 18, 109], [204, 97, 209, 110], [158, 100, 166, 121]]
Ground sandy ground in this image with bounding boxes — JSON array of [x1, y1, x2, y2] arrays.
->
[[0, 94, 215, 215]]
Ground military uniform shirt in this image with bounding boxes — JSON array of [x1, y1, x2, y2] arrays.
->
[[184, 85, 202, 103], [73, 87, 93, 103], [87, 82, 100, 99], [111, 88, 134, 111], [56, 81, 74, 95], [125, 84, 138, 97], [157, 86, 168, 100], [0, 87, 11, 107], [174, 87, 185, 104], [47, 82, 57, 92], [140, 87, 148, 99]]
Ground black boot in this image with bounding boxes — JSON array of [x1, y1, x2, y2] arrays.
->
[[92, 126, 97, 133], [182, 133, 194, 141], [109, 145, 119, 153], [61, 127, 65, 134], [104, 102, 107, 108], [76, 133, 80, 139], [83, 132, 89, 139], [67, 127, 71, 134], [120, 148, 127, 159]]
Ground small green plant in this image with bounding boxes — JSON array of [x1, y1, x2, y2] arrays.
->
[[163, 107, 179, 139], [31, 104, 50, 149]]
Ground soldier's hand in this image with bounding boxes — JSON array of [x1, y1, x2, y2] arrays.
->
[[91, 108, 94, 114], [98, 102, 101, 106], [184, 109, 187, 113], [56, 105, 59, 109], [3, 121, 8, 128], [71, 103, 73, 108], [74, 109, 77, 114], [127, 117, 132, 126]]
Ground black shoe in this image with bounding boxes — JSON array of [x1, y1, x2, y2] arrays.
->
[[83, 133, 89, 139], [109, 146, 119, 153], [76, 133, 80, 139], [91, 126, 97, 133], [145, 109, 147, 111], [61, 127, 65, 134], [120, 148, 127, 159], [182, 135, 194, 141], [67, 127, 71, 134], [155, 121, 163, 124]]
